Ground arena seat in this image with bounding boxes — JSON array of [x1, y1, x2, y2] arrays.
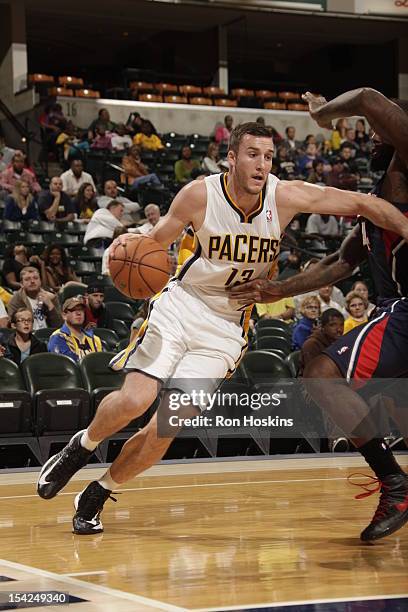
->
[[72, 260, 97, 279], [256, 319, 292, 334], [48, 87, 74, 97], [139, 93, 163, 103], [33, 327, 58, 344], [203, 86, 225, 98], [255, 335, 292, 354], [116, 337, 130, 352], [0, 358, 41, 464], [189, 96, 213, 106], [29, 220, 56, 234], [179, 85, 202, 96], [164, 95, 188, 104], [93, 327, 120, 351], [285, 351, 301, 377], [112, 319, 130, 339], [214, 99, 238, 108], [21, 354, 91, 462], [75, 89, 100, 98], [156, 83, 179, 94], [264, 102, 286, 110], [58, 75, 84, 88], [105, 301, 135, 326], [255, 90, 278, 101], [287, 103, 308, 111], [45, 232, 80, 248], [69, 245, 102, 262], [103, 285, 139, 308], [241, 350, 292, 385]]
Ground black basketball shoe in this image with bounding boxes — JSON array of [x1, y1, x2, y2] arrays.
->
[[350, 472, 408, 541], [73, 481, 117, 535], [37, 430, 94, 500]]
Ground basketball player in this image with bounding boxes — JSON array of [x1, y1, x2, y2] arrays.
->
[[37, 122, 408, 536], [231, 90, 408, 541]]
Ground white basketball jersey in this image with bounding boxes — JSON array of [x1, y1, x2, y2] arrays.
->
[[176, 172, 281, 321]]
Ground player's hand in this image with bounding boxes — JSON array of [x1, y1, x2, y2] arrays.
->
[[302, 92, 332, 129], [228, 280, 287, 304]]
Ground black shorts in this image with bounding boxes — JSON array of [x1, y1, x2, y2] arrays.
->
[[324, 298, 408, 383]]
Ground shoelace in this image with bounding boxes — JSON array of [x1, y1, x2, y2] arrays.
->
[[348, 473, 395, 521], [80, 489, 121, 520]]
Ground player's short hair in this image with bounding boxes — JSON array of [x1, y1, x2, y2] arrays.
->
[[321, 308, 344, 326], [229, 122, 273, 154]]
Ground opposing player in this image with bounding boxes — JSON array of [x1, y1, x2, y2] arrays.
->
[[37, 122, 408, 536], [231, 90, 408, 541]]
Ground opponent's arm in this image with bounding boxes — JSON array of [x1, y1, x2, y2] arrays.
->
[[229, 225, 366, 304], [303, 88, 408, 166], [277, 181, 408, 240], [149, 180, 206, 249]]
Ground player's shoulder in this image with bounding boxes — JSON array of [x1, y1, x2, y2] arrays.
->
[[176, 178, 207, 205]]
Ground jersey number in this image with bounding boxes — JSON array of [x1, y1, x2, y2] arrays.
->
[[225, 268, 255, 287]]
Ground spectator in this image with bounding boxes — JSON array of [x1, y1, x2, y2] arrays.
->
[[305, 213, 339, 250], [111, 123, 132, 151], [101, 226, 128, 275], [297, 143, 325, 176], [2, 244, 40, 291], [8, 266, 62, 330], [126, 112, 143, 137], [299, 308, 344, 375], [0, 152, 41, 194], [84, 282, 115, 329], [343, 290, 368, 334], [307, 159, 327, 185], [60, 159, 96, 197], [351, 280, 376, 317], [90, 124, 112, 150], [282, 126, 301, 154], [339, 144, 359, 174], [255, 297, 295, 323], [327, 155, 358, 191], [88, 109, 116, 139], [122, 145, 162, 190], [41, 244, 79, 291], [292, 296, 320, 350], [174, 146, 200, 184], [38, 176, 76, 222], [202, 142, 225, 175], [84, 200, 126, 248], [48, 296, 102, 362], [344, 128, 359, 154], [56, 121, 89, 161], [97, 179, 140, 223], [135, 203, 161, 234], [317, 285, 345, 315], [274, 146, 297, 180], [4, 180, 38, 222], [215, 115, 234, 144], [1, 308, 47, 365], [331, 118, 349, 151], [278, 250, 301, 280], [256, 116, 265, 126], [39, 103, 67, 152], [293, 259, 346, 318], [0, 135, 15, 170], [133, 120, 164, 151], [73, 182, 98, 223], [355, 119, 369, 149], [0, 298, 8, 328]]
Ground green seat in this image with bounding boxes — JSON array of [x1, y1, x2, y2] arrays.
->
[[255, 335, 292, 354], [105, 301, 136, 324], [93, 327, 119, 351], [285, 351, 301, 377], [112, 318, 130, 339], [69, 245, 102, 262], [241, 350, 292, 386], [33, 327, 58, 344], [45, 232, 80, 248]]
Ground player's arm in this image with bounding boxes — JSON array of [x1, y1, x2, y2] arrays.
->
[[303, 88, 408, 166], [149, 180, 206, 249], [229, 225, 366, 304], [277, 181, 408, 241]]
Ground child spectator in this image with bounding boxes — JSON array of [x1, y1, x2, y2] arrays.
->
[[343, 291, 368, 334]]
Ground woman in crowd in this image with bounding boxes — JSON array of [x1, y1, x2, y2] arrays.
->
[[174, 146, 200, 184], [331, 118, 349, 152], [133, 120, 164, 151], [351, 280, 376, 317], [88, 108, 116, 139], [41, 244, 78, 292], [201, 142, 224, 175], [355, 119, 369, 149], [0, 308, 47, 365], [2, 244, 41, 290], [73, 182, 98, 223], [3, 180, 38, 222], [292, 295, 321, 350], [343, 290, 368, 334]]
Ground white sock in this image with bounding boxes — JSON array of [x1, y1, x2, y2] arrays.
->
[[98, 470, 120, 492], [80, 430, 100, 452]]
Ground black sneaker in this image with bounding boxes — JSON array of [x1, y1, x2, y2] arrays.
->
[[350, 472, 408, 541], [73, 481, 117, 535], [37, 430, 94, 500]]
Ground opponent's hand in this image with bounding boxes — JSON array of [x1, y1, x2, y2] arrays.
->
[[302, 92, 332, 129], [228, 279, 287, 304]]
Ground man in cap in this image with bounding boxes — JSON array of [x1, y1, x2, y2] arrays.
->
[[48, 296, 102, 362], [84, 283, 114, 330]]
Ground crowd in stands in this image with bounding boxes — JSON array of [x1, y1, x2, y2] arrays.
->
[[0, 110, 380, 412]]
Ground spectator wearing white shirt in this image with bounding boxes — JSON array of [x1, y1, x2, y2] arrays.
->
[[317, 285, 346, 316], [134, 203, 161, 234], [305, 213, 340, 251], [111, 124, 132, 152], [60, 159, 96, 197], [84, 201, 126, 248], [101, 226, 129, 275], [97, 180, 140, 223]]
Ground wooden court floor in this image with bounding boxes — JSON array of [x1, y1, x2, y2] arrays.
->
[[0, 455, 407, 611]]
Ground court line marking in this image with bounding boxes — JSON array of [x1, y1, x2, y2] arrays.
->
[[0, 558, 188, 612], [0, 475, 359, 500], [64, 570, 107, 577], [195, 592, 408, 611]]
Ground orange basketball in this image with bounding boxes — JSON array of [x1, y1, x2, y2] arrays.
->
[[108, 233, 171, 299]]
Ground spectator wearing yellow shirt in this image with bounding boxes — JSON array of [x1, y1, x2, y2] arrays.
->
[[73, 183, 98, 224], [343, 291, 368, 334], [256, 297, 295, 322], [174, 146, 200, 184], [133, 120, 164, 151]]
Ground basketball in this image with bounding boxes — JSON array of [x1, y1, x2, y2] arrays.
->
[[108, 233, 171, 299]]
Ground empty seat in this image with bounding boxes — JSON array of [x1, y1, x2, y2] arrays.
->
[[255, 90, 278, 100], [189, 97, 213, 106], [203, 86, 225, 97], [255, 335, 292, 354], [156, 83, 178, 94], [45, 232, 79, 247], [164, 95, 188, 104], [278, 91, 301, 102], [241, 350, 292, 386], [264, 102, 286, 110], [79, 351, 125, 411], [29, 220, 56, 234], [138, 93, 163, 103], [112, 319, 130, 339], [33, 327, 58, 344], [214, 98, 238, 107], [105, 301, 135, 325], [287, 103, 308, 111], [92, 328, 120, 351], [75, 89, 100, 98], [69, 245, 102, 262], [104, 285, 140, 308], [285, 351, 301, 377], [179, 85, 202, 95], [48, 87, 74, 97], [21, 353, 90, 461]]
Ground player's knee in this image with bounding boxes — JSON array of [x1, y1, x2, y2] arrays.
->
[[120, 389, 150, 419]]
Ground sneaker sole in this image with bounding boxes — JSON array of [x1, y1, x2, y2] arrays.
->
[[360, 508, 408, 541], [72, 492, 104, 535], [37, 431, 85, 500]]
